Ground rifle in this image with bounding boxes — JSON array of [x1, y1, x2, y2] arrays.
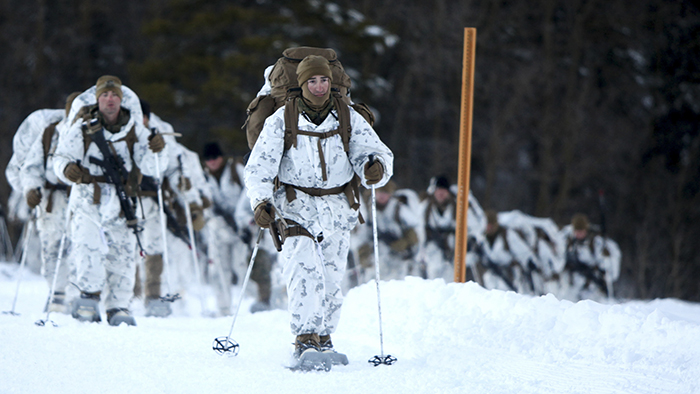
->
[[474, 242, 516, 291], [140, 175, 191, 246], [565, 246, 607, 295], [212, 203, 239, 234], [83, 118, 146, 255]]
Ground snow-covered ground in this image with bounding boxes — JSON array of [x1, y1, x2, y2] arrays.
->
[[1, 262, 698, 394]]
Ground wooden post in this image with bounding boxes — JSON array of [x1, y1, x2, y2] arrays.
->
[[454, 28, 477, 283]]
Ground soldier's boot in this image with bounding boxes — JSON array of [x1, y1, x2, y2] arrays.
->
[[106, 308, 136, 326], [71, 292, 101, 323], [319, 334, 349, 365], [144, 254, 171, 317]]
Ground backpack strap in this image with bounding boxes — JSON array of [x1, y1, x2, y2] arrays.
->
[[332, 93, 351, 152], [42, 121, 59, 169], [283, 90, 301, 151]]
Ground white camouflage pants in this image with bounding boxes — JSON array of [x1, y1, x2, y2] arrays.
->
[[71, 203, 137, 310], [141, 198, 164, 255], [36, 190, 72, 292], [281, 230, 349, 336]]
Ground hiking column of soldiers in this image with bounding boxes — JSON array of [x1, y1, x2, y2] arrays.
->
[[3, 53, 623, 328]]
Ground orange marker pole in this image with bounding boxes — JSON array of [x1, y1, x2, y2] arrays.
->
[[454, 28, 477, 283]]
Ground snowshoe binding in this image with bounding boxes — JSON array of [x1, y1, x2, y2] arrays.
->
[[71, 292, 101, 323], [320, 335, 348, 366], [145, 298, 172, 318], [289, 334, 332, 372], [106, 308, 136, 326]]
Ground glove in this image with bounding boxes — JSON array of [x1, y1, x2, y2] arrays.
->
[[364, 159, 384, 185], [253, 202, 275, 228], [190, 204, 205, 231], [64, 162, 85, 183], [148, 133, 165, 153], [178, 176, 192, 191], [26, 188, 42, 209], [201, 196, 212, 209]]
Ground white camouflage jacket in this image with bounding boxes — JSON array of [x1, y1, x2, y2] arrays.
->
[[245, 104, 393, 237], [6, 109, 64, 192], [20, 117, 69, 195], [53, 106, 167, 222]]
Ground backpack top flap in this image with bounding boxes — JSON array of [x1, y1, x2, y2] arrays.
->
[[269, 47, 352, 102]]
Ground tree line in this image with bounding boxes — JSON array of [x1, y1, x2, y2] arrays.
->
[[1, 0, 698, 301]]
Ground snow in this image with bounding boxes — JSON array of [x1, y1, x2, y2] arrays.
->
[[1, 263, 699, 394]]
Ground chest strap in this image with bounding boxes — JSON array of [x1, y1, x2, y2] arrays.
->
[[294, 128, 342, 182]]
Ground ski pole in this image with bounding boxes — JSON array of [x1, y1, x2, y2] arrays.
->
[[182, 198, 207, 314], [368, 182, 397, 366], [151, 129, 179, 303], [35, 231, 68, 327], [2, 210, 37, 316], [0, 210, 14, 261], [11, 216, 30, 263], [213, 227, 264, 356]]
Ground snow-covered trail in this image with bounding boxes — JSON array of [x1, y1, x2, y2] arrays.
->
[[1, 263, 698, 394]]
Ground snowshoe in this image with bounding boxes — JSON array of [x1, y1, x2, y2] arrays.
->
[[106, 308, 136, 326], [289, 349, 332, 372], [71, 292, 101, 323], [288, 334, 332, 372], [319, 335, 349, 366], [145, 298, 172, 318]]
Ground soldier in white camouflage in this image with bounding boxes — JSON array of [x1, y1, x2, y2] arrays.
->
[[53, 75, 168, 326], [19, 92, 81, 312], [245, 55, 393, 364]]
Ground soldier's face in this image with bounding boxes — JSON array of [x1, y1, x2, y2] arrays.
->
[[205, 156, 224, 171], [574, 229, 587, 240], [306, 75, 330, 97], [98, 91, 121, 118], [434, 187, 450, 204], [376, 191, 391, 205]]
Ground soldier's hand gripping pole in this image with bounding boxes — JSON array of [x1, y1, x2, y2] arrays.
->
[[367, 156, 397, 367]]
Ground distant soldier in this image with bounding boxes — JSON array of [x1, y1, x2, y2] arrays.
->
[[473, 210, 536, 293], [200, 142, 248, 316], [53, 76, 168, 326], [497, 210, 566, 295], [419, 176, 456, 281], [133, 100, 191, 317], [6, 107, 65, 272], [560, 213, 621, 301], [19, 92, 81, 312], [357, 181, 422, 282]]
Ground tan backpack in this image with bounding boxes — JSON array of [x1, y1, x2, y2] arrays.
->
[[243, 46, 375, 150]]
